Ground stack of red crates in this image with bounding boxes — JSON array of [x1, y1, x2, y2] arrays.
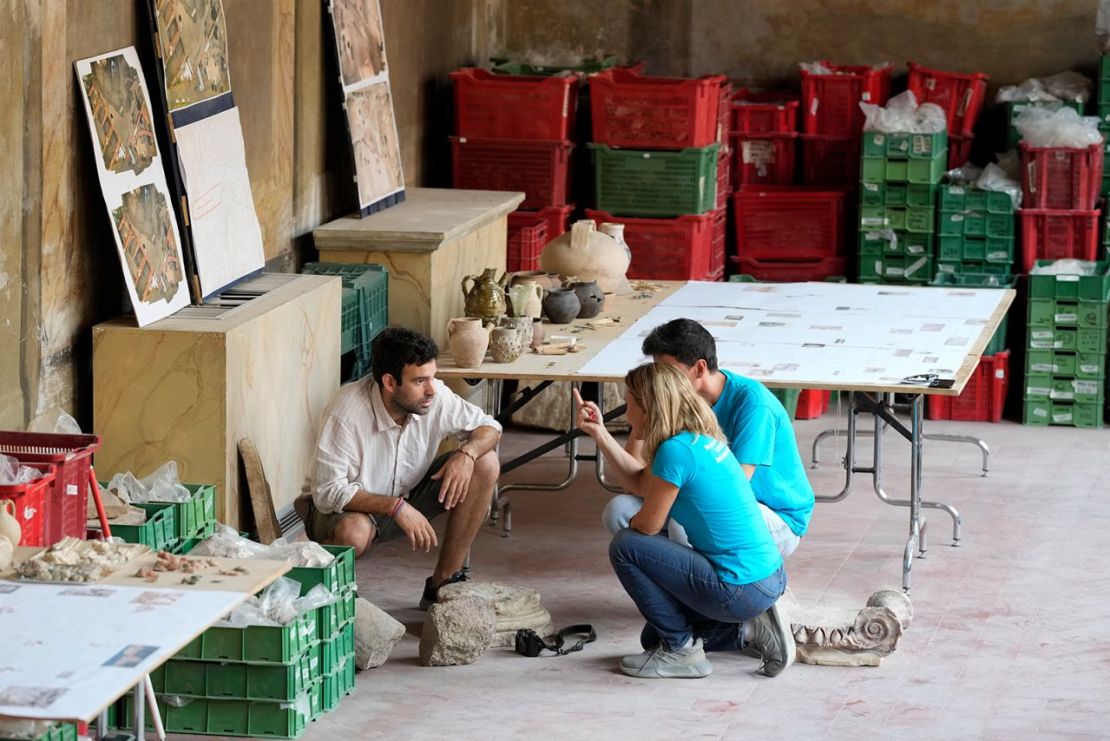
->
[[1017, 142, 1103, 272], [585, 68, 729, 281], [906, 62, 988, 168], [799, 62, 893, 185], [729, 89, 799, 189], [449, 68, 576, 272], [731, 186, 850, 280]]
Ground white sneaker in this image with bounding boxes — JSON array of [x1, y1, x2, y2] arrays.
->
[[747, 601, 796, 677], [619, 638, 713, 679]]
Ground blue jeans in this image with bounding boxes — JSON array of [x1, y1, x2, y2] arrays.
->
[[609, 528, 786, 650]]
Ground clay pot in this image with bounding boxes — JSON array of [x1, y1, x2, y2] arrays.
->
[[540, 220, 630, 294], [446, 317, 490, 369], [530, 318, 545, 348], [461, 268, 508, 323], [542, 288, 581, 325], [499, 316, 533, 351], [570, 280, 605, 319], [0, 499, 21, 547], [506, 280, 543, 319], [510, 271, 562, 293], [489, 327, 523, 363]]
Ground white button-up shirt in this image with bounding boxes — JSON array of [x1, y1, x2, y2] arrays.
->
[[311, 376, 501, 514]]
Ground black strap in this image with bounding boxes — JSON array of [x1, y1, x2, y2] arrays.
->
[[515, 624, 596, 657]]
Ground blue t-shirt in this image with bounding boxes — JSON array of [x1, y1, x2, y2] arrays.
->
[[712, 370, 815, 536], [652, 432, 783, 585]]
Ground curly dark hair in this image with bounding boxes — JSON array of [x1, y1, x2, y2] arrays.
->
[[641, 318, 718, 372], [370, 327, 439, 385]]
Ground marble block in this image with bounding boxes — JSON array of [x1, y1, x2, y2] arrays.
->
[[92, 274, 340, 530], [784, 588, 912, 667], [313, 187, 523, 349], [419, 595, 496, 666], [439, 581, 555, 648]]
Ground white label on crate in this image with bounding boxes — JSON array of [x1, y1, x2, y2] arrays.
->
[[994, 369, 1006, 379], [938, 263, 955, 273], [1080, 363, 1100, 374], [885, 265, 905, 277], [1074, 380, 1100, 395], [1026, 385, 1050, 397], [1029, 340, 1063, 349], [742, 140, 775, 166], [872, 134, 885, 145], [1029, 362, 1055, 373], [1032, 406, 1048, 418], [951, 213, 964, 222], [1050, 389, 1074, 400], [861, 91, 872, 101], [873, 259, 882, 274], [950, 186, 965, 195], [810, 98, 819, 116], [987, 251, 1009, 261], [23, 505, 36, 520], [864, 231, 881, 241], [861, 217, 887, 227], [1055, 312, 1078, 323], [907, 244, 925, 255], [66, 484, 77, 496], [864, 182, 879, 192], [1031, 330, 1054, 340], [906, 256, 928, 277], [1057, 275, 1080, 282], [642, 152, 652, 159], [1052, 411, 1074, 423]]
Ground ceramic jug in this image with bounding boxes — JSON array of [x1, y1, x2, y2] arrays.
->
[[489, 327, 523, 363], [506, 280, 544, 319], [446, 317, 490, 369], [0, 499, 21, 547], [570, 280, 605, 319], [461, 268, 508, 323], [542, 287, 581, 324]]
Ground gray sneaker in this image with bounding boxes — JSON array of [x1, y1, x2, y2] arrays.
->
[[746, 601, 796, 677], [619, 638, 713, 679]]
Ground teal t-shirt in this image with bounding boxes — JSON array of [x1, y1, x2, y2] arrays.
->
[[651, 432, 783, 585], [712, 370, 815, 536]]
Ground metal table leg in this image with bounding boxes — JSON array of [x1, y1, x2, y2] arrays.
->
[[132, 681, 145, 741]]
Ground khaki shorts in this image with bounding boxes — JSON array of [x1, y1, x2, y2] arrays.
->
[[303, 452, 452, 545]]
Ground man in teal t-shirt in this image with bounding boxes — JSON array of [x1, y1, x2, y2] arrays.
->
[[602, 319, 815, 557]]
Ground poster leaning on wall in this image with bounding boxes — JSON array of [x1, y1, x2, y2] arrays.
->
[[327, 0, 406, 216], [75, 46, 190, 327]]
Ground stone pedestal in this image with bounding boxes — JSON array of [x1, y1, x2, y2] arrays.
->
[[438, 581, 555, 648], [92, 274, 340, 530], [785, 588, 912, 667]]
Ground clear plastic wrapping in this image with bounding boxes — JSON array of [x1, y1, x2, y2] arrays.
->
[[860, 90, 947, 134], [1013, 106, 1103, 148]]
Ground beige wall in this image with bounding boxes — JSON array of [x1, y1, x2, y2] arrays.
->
[[1, 0, 503, 431]]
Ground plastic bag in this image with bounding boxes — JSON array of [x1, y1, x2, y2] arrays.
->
[[258, 576, 302, 625], [944, 164, 984, 187], [1030, 259, 1098, 276], [188, 523, 272, 559], [860, 90, 947, 134], [0, 453, 42, 485], [799, 60, 833, 75], [108, 461, 191, 504], [221, 577, 334, 628], [976, 163, 1023, 209], [295, 584, 336, 613], [997, 71, 1091, 104], [1013, 106, 1103, 148], [265, 539, 335, 568]]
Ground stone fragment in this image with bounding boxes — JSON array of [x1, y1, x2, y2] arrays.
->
[[439, 582, 555, 648], [787, 588, 911, 667], [419, 595, 495, 666], [353, 596, 405, 670]]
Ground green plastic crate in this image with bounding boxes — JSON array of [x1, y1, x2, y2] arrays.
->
[[489, 55, 618, 76], [303, 263, 389, 349], [929, 272, 1015, 355], [768, 387, 800, 420], [938, 184, 1014, 214], [316, 588, 357, 641], [124, 682, 322, 738], [1028, 299, 1108, 329], [862, 181, 933, 208], [1025, 373, 1104, 403], [861, 155, 946, 185], [589, 143, 719, 217], [1027, 325, 1108, 354], [938, 210, 1014, 239], [1026, 349, 1106, 379], [1, 723, 78, 741], [859, 229, 931, 258], [108, 501, 177, 551], [319, 622, 355, 675], [858, 253, 935, 284], [321, 657, 356, 713], [1023, 398, 1104, 427], [287, 544, 356, 597], [163, 651, 320, 702], [935, 260, 1012, 277], [936, 234, 1014, 265], [339, 287, 359, 355], [1028, 260, 1110, 302], [171, 522, 216, 555], [127, 483, 216, 541], [175, 611, 318, 664], [859, 206, 934, 234], [860, 131, 947, 160]]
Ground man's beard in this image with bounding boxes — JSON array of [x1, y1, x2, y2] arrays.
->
[[395, 394, 434, 416]]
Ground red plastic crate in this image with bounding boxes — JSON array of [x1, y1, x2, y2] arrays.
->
[[926, 351, 1009, 422], [730, 89, 799, 134], [949, 134, 974, 169], [733, 187, 848, 262], [450, 68, 580, 140], [536, 204, 573, 242], [0, 463, 56, 546], [716, 144, 731, 208], [800, 62, 893, 135], [709, 206, 728, 281], [451, 137, 573, 210], [1019, 208, 1101, 273], [1019, 142, 1103, 210], [585, 209, 714, 280], [906, 62, 989, 136], [590, 68, 728, 149], [730, 255, 847, 282], [800, 134, 861, 185], [729, 133, 797, 187], [795, 389, 831, 420], [0, 431, 101, 544], [716, 81, 732, 144], [506, 211, 548, 273]]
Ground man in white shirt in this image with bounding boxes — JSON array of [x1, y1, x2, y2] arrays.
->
[[298, 327, 502, 608]]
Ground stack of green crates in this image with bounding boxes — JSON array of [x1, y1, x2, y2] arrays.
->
[[858, 130, 947, 284], [930, 273, 1016, 355], [103, 482, 217, 554], [121, 545, 356, 738], [303, 262, 389, 381], [1, 723, 78, 741], [1098, 55, 1110, 196], [936, 182, 1016, 276], [1023, 260, 1110, 428]]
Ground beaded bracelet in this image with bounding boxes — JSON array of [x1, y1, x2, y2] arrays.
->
[[387, 497, 406, 519]]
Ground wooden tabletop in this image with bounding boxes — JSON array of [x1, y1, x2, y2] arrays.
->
[[312, 187, 525, 252]]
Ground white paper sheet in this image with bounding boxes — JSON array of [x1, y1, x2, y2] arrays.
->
[[174, 107, 266, 297], [0, 582, 246, 721]]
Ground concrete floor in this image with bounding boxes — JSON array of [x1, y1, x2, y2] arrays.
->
[[179, 406, 1110, 740]]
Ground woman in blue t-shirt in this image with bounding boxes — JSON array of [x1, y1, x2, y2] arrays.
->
[[575, 362, 795, 679]]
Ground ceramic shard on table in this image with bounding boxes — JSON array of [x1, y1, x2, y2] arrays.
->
[[74, 46, 190, 327]]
